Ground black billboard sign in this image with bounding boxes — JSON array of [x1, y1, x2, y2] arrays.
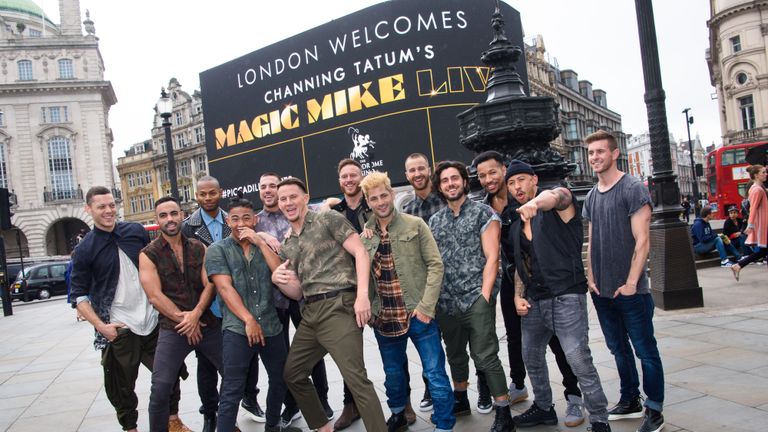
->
[[200, 0, 527, 205]]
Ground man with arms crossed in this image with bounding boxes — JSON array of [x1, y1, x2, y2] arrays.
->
[[583, 130, 665, 432], [140, 196, 223, 432], [255, 172, 333, 426], [428, 161, 514, 432], [474, 151, 585, 426], [359, 171, 456, 432], [205, 196, 301, 432], [70, 186, 190, 432], [272, 177, 387, 432], [503, 161, 610, 432], [180, 175, 234, 431]]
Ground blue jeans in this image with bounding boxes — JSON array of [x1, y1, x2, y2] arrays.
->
[[374, 317, 456, 431], [591, 293, 664, 412], [218, 330, 287, 431], [694, 237, 740, 261]]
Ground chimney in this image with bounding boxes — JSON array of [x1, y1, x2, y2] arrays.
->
[[58, 0, 82, 36]]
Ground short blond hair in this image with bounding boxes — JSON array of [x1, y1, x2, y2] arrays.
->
[[359, 171, 392, 197]]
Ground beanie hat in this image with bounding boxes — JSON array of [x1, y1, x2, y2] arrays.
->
[[504, 160, 535, 183]]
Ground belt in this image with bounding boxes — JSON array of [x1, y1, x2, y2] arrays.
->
[[304, 287, 356, 304]]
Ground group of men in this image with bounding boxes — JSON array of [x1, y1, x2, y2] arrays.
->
[[69, 129, 665, 432]]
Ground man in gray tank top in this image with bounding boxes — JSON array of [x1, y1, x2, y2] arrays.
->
[[582, 130, 665, 432]]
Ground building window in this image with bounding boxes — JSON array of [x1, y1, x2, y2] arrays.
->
[[0, 142, 8, 189], [58, 59, 74, 79], [127, 173, 135, 188], [174, 133, 188, 149], [29, 28, 41, 37], [196, 154, 207, 173], [194, 127, 204, 144], [18, 60, 33, 81], [130, 196, 139, 214], [0, 110, 4, 126], [48, 136, 75, 199], [180, 184, 192, 202], [159, 165, 169, 183], [196, 105, 203, 114], [144, 170, 152, 184], [738, 95, 756, 130], [177, 159, 191, 177], [175, 111, 184, 126], [731, 35, 742, 53], [565, 118, 578, 140], [42, 106, 69, 123]]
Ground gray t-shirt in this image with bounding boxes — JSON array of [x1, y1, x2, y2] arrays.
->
[[582, 174, 652, 298]]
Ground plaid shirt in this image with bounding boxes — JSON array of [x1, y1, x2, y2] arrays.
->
[[256, 209, 292, 309], [372, 227, 409, 337], [402, 191, 445, 224]]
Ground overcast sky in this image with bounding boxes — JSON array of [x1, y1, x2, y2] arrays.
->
[[39, 0, 716, 160]]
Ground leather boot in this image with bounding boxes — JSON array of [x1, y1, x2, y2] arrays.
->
[[490, 405, 515, 432], [201, 414, 216, 432], [404, 403, 416, 425], [333, 402, 361, 430]]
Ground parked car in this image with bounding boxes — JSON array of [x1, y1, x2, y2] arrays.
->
[[10, 261, 70, 302]]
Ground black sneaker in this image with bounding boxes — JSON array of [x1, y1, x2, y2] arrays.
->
[[453, 390, 471, 416], [637, 408, 664, 432], [489, 405, 515, 432], [607, 396, 644, 420], [419, 387, 433, 412], [321, 399, 334, 420], [477, 377, 493, 414], [512, 403, 558, 427], [279, 405, 302, 427], [265, 424, 302, 432], [591, 422, 612, 432], [386, 411, 408, 432], [241, 396, 266, 422]]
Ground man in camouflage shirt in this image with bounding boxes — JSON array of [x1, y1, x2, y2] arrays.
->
[[272, 177, 386, 432], [429, 161, 515, 432]]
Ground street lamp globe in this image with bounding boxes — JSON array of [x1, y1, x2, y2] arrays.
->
[[157, 88, 173, 120]]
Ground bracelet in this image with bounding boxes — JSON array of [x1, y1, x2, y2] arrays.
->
[[747, 224, 755, 229]]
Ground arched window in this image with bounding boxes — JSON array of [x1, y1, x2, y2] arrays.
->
[[48, 136, 75, 199], [18, 60, 33, 81], [58, 59, 74, 79]]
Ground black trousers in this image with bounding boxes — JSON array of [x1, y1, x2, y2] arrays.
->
[[149, 326, 223, 432], [499, 274, 582, 399], [101, 326, 183, 431]]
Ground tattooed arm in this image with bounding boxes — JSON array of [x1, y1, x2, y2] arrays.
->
[[513, 269, 531, 316]]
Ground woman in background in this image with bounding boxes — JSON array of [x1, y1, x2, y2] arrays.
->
[[731, 164, 768, 281]]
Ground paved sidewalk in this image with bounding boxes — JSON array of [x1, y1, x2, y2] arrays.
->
[[0, 264, 766, 432]]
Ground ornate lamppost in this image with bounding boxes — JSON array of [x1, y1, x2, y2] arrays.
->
[[636, 0, 702, 309], [157, 88, 179, 199]]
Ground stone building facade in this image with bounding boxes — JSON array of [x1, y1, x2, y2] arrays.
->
[[707, 0, 768, 145], [0, 0, 116, 257], [116, 78, 208, 224], [525, 36, 628, 184]]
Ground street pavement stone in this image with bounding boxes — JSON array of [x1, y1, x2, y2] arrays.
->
[[0, 265, 764, 431]]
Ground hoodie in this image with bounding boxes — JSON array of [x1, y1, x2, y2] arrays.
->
[[690, 217, 716, 246]]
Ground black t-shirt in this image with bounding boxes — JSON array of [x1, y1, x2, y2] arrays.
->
[[345, 205, 364, 232], [723, 217, 744, 238]]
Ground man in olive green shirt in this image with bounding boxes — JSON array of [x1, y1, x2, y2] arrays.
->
[[359, 171, 456, 432], [272, 177, 386, 432], [205, 197, 302, 432]]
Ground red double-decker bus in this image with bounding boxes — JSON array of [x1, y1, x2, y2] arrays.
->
[[143, 223, 161, 240], [706, 141, 767, 219]]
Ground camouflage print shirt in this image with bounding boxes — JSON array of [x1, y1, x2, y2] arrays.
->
[[279, 210, 359, 297], [429, 198, 500, 316]]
